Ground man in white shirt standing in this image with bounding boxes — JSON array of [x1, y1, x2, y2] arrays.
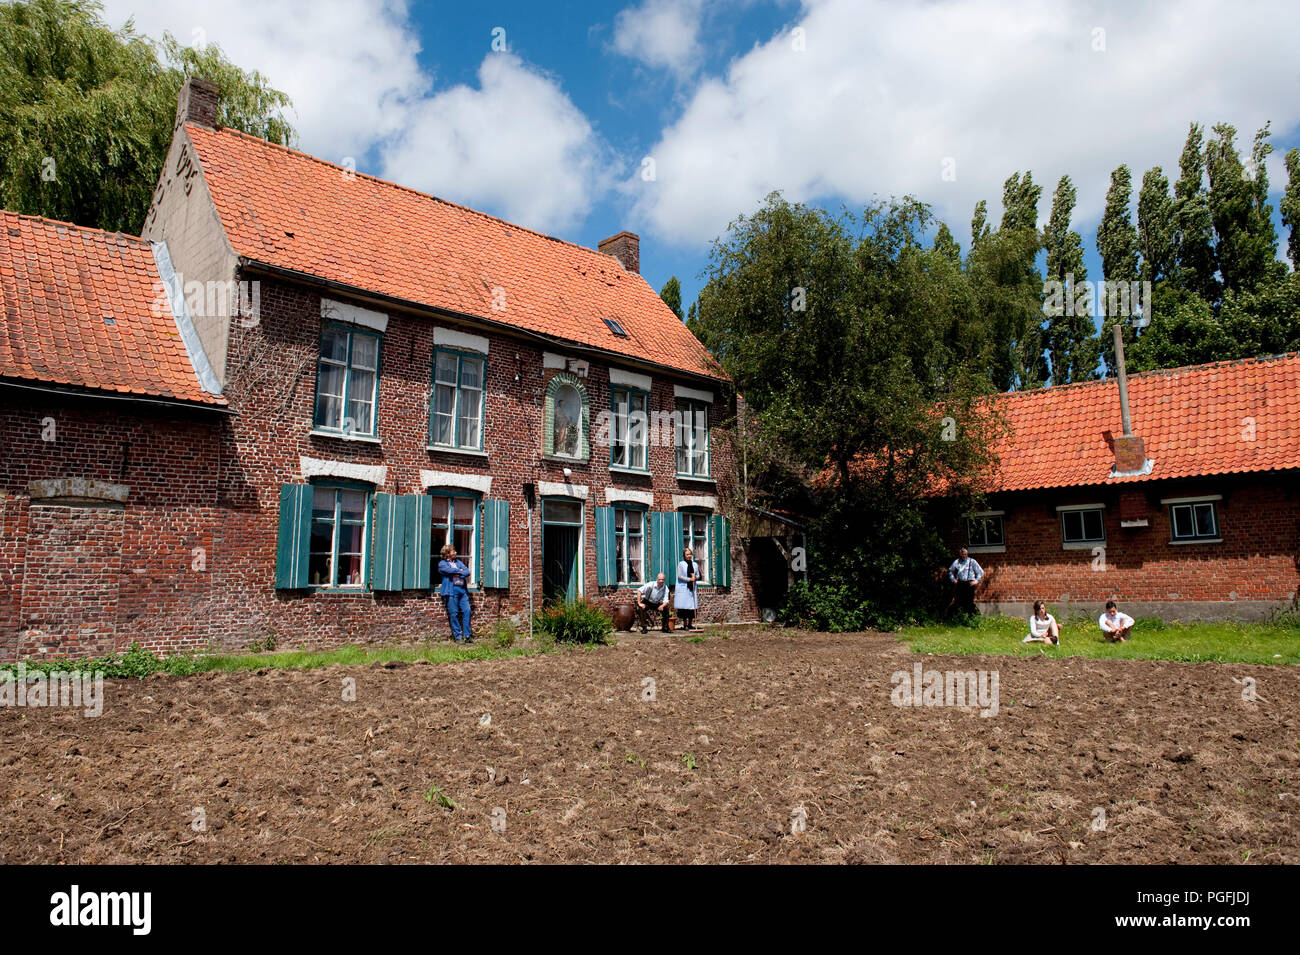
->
[[947, 547, 984, 615], [1099, 600, 1135, 642]]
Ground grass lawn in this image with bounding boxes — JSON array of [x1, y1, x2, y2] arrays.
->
[[0, 639, 550, 680], [897, 614, 1300, 664]]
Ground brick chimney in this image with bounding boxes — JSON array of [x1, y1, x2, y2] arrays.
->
[[598, 231, 639, 273], [175, 76, 220, 130]]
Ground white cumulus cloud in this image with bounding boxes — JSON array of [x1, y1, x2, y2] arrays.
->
[[630, 0, 1300, 247], [381, 53, 613, 233]]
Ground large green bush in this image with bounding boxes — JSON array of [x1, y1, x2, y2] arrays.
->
[[532, 599, 614, 645]]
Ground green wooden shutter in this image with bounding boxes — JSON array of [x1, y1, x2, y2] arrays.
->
[[275, 484, 314, 589], [482, 498, 510, 589], [650, 510, 683, 581], [404, 494, 432, 589], [711, 515, 732, 587], [371, 493, 404, 590], [595, 506, 616, 586]]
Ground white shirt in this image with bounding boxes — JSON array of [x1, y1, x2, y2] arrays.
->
[[1099, 610, 1134, 632], [1029, 613, 1057, 638]]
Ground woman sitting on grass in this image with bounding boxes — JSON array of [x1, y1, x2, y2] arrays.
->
[[1022, 600, 1060, 645]]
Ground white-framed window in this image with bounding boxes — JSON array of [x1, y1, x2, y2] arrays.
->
[[316, 325, 380, 436], [614, 507, 646, 585], [681, 510, 710, 584], [966, 514, 1005, 548], [430, 492, 479, 587], [675, 399, 709, 476], [430, 349, 485, 450], [611, 387, 649, 470], [1059, 505, 1105, 545], [1168, 499, 1220, 542], [308, 485, 370, 587]]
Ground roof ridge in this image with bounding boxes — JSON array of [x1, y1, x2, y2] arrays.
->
[[993, 351, 1300, 401], [0, 210, 150, 246], [188, 123, 624, 265]]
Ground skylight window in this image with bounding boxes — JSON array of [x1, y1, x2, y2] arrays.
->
[[603, 318, 628, 338]]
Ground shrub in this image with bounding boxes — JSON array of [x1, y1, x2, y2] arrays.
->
[[532, 599, 614, 645], [489, 618, 517, 649], [779, 581, 873, 632]]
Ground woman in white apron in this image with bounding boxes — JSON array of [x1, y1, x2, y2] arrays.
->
[[675, 547, 699, 630]]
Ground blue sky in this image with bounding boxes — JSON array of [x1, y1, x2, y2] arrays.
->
[[105, 0, 1300, 315]]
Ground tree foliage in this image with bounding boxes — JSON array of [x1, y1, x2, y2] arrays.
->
[[0, 0, 294, 233], [692, 193, 1002, 622]]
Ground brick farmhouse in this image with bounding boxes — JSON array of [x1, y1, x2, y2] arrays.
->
[[952, 353, 1300, 621], [0, 79, 775, 662]]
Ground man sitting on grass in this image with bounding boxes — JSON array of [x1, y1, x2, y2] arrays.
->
[[1099, 601, 1135, 642]]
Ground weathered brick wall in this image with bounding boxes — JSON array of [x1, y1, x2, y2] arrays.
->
[[947, 476, 1300, 621], [0, 401, 222, 661], [203, 275, 758, 650]]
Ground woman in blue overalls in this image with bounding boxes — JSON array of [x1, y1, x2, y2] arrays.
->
[[675, 547, 699, 631], [438, 543, 473, 643]]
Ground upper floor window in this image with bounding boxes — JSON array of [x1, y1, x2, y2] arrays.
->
[[545, 373, 589, 460], [610, 387, 649, 470], [675, 399, 709, 477], [430, 349, 485, 450], [1060, 506, 1105, 545], [309, 485, 369, 587], [1169, 499, 1219, 542], [315, 325, 380, 436]]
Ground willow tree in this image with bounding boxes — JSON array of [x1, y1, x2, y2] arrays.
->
[[0, 0, 294, 233]]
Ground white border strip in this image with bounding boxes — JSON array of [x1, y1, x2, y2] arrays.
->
[[605, 488, 654, 506], [1056, 503, 1106, 512], [672, 494, 718, 510], [610, 368, 652, 392], [150, 241, 222, 395], [673, 384, 714, 403], [420, 470, 492, 494], [1160, 494, 1222, 505], [539, 480, 588, 499], [435, 327, 489, 354], [321, 296, 388, 333], [300, 456, 387, 485]]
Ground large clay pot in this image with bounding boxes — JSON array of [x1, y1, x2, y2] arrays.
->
[[612, 603, 635, 631]]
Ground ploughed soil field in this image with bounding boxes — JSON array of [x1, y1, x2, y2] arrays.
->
[[2, 628, 1297, 864]]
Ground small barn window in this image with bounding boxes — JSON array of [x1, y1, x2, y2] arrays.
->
[[966, 515, 1004, 548], [1170, 501, 1219, 542], [1060, 507, 1105, 545]]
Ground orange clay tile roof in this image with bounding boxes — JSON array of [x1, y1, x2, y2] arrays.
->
[[984, 353, 1300, 492], [185, 123, 727, 383], [0, 212, 225, 406]]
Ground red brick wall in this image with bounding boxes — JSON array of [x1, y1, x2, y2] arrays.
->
[[0, 401, 222, 662], [206, 276, 757, 650], [947, 476, 1300, 621], [2, 278, 758, 660]]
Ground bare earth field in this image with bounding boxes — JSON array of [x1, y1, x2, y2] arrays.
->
[[2, 628, 1297, 864]]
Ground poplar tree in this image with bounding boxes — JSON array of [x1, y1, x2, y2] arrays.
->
[[1041, 175, 1093, 383], [1095, 165, 1139, 376]]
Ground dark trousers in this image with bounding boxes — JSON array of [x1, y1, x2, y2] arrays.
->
[[638, 601, 669, 631], [953, 580, 977, 613]]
